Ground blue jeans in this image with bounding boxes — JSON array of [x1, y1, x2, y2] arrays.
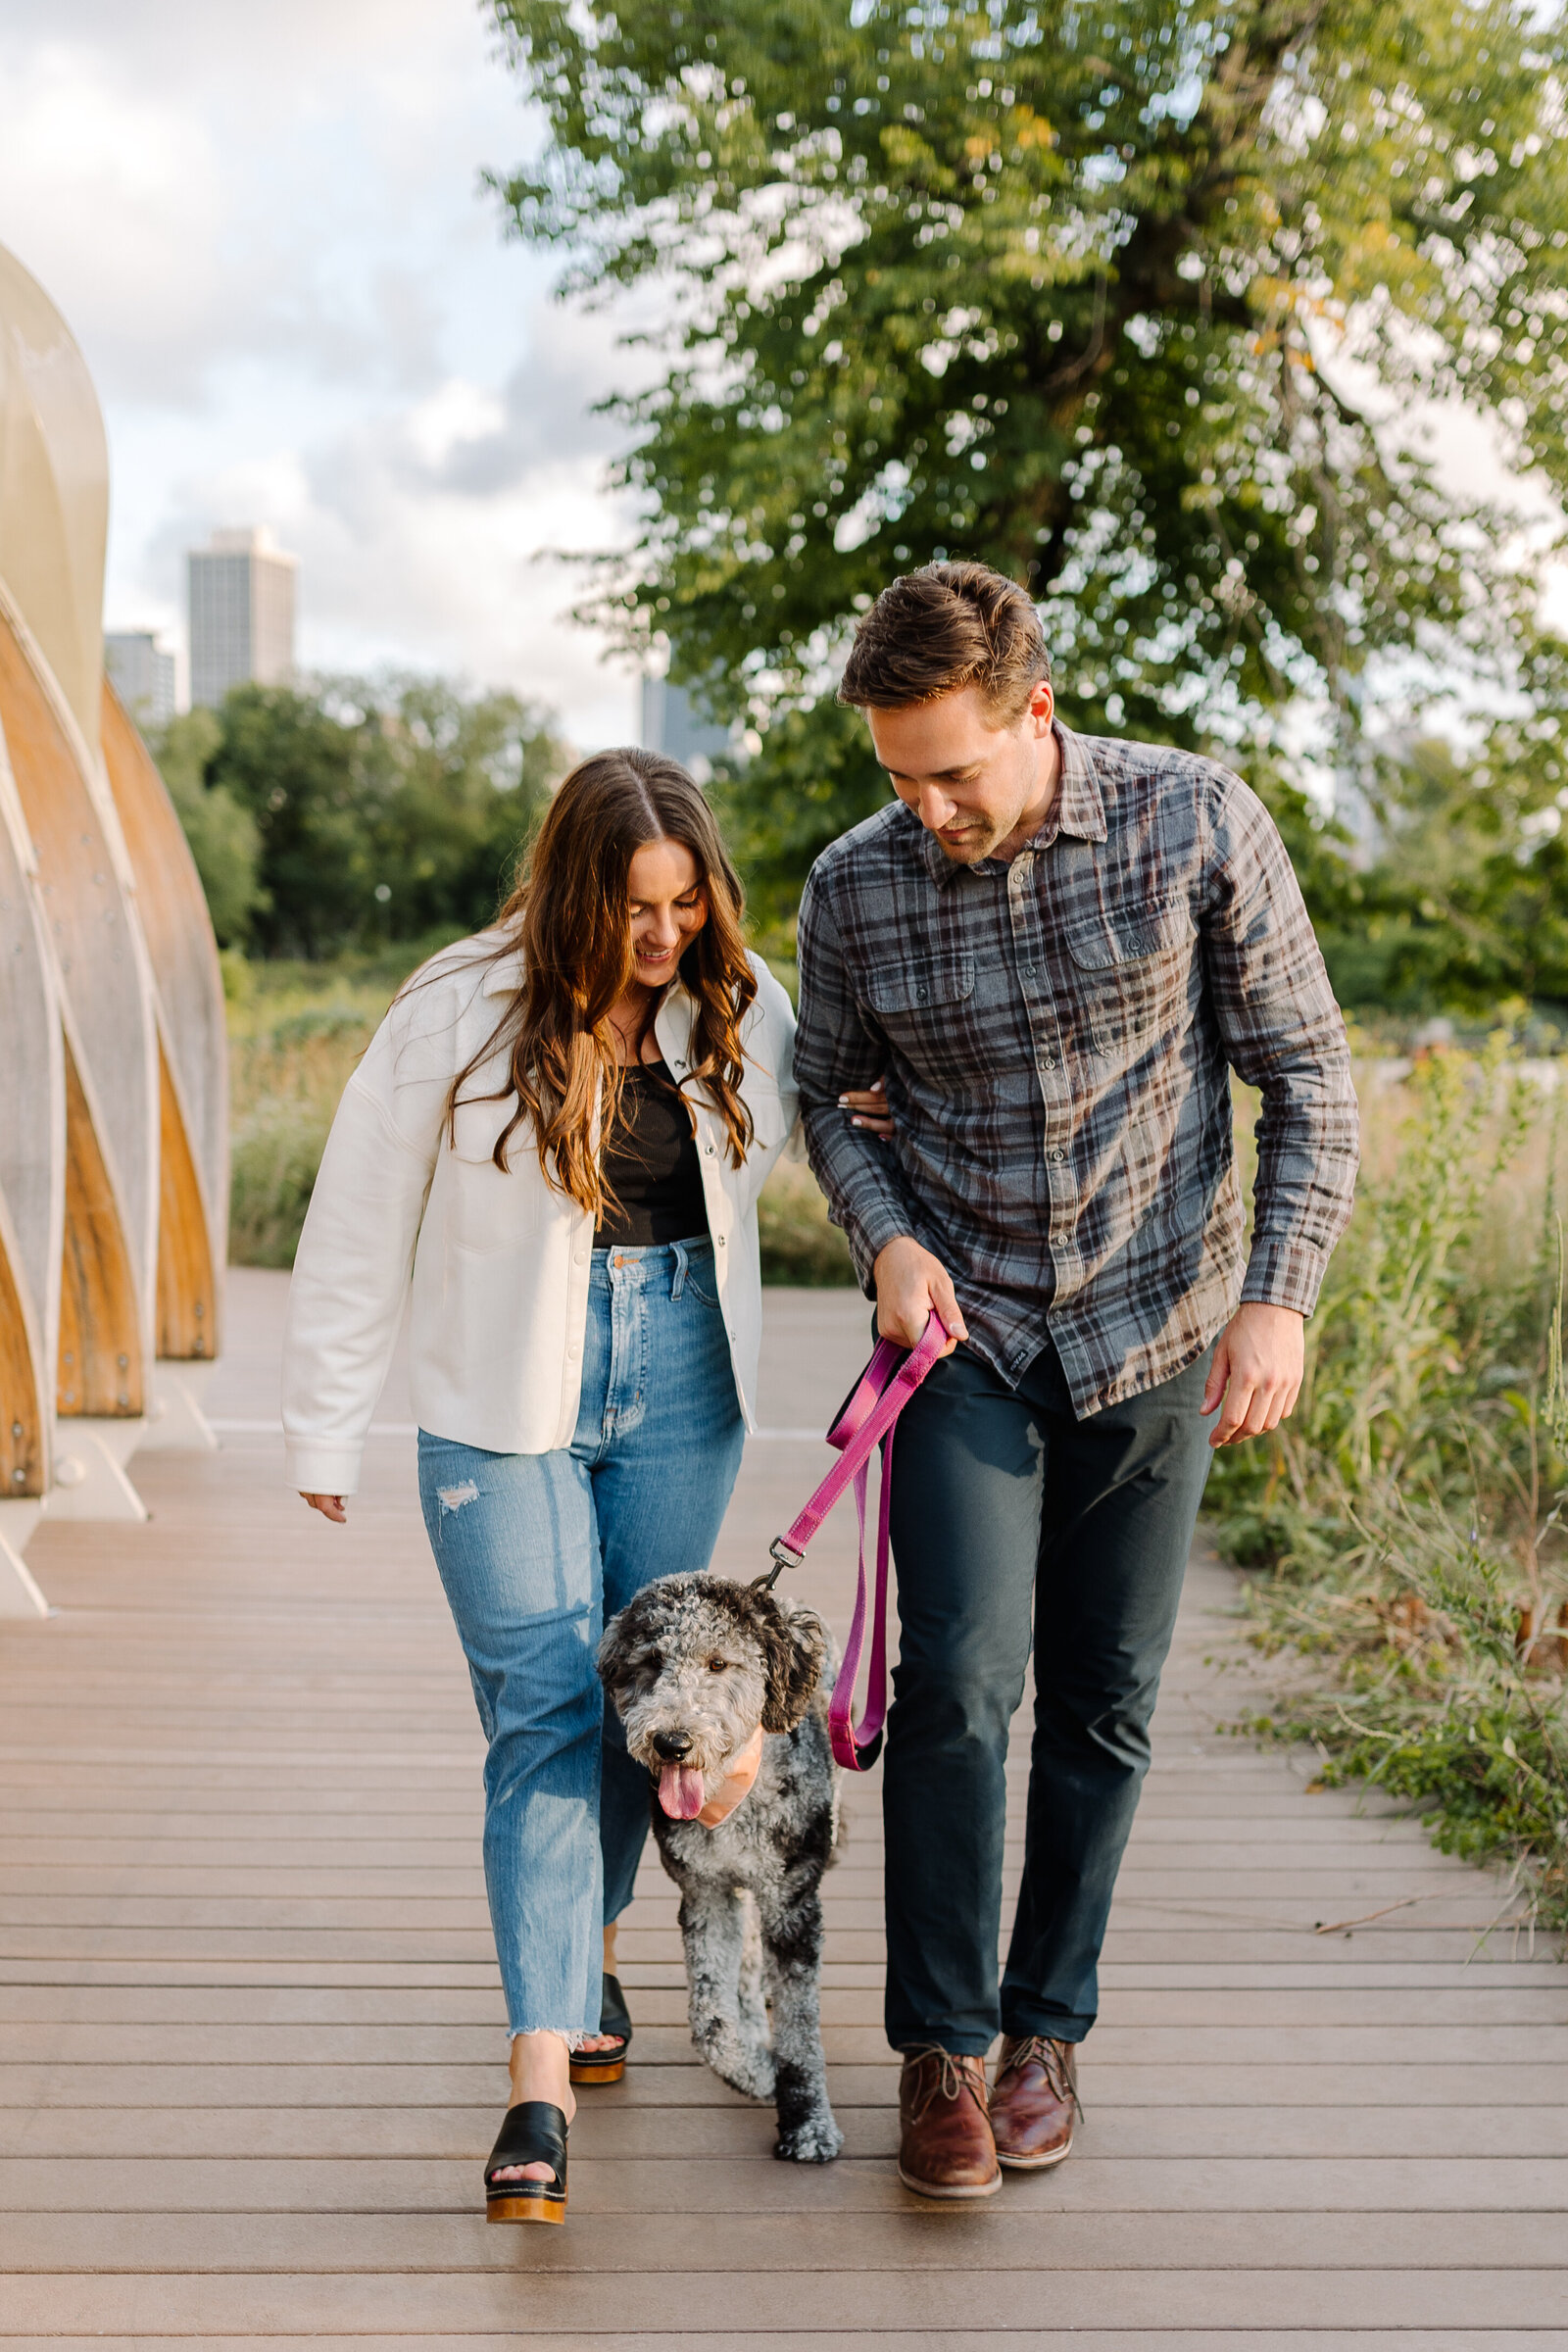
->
[[416, 1238, 745, 2038]]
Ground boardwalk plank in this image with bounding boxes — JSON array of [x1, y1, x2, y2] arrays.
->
[[1, 1277, 1564, 2341]]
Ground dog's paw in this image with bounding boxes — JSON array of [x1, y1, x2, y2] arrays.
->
[[700, 2031, 776, 2103], [774, 2111, 844, 2164]]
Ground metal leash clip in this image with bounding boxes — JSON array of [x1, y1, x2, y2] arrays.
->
[[754, 1535, 804, 1592]]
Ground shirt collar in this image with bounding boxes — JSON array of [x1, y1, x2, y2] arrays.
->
[[913, 719, 1107, 888]]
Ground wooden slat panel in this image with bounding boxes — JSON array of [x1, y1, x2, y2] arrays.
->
[[100, 677, 226, 1359], [0, 735, 59, 1496], [155, 1039, 218, 1361], [56, 1036, 141, 1416]]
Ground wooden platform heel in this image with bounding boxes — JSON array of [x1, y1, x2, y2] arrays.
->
[[568, 1972, 632, 2085], [484, 2101, 568, 2224]]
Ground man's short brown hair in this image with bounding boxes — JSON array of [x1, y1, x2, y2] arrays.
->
[[837, 561, 1051, 722]]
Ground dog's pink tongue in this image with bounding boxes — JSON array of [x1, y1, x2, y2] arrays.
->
[[659, 1762, 707, 1819]]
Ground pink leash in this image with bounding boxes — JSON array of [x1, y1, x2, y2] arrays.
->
[[757, 1309, 948, 1771]]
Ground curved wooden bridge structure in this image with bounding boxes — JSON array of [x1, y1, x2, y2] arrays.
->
[[0, 239, 227, 1608]]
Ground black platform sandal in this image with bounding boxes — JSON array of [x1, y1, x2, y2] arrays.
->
[[569, 1972, 633, 2085], [484, 2100, 568, 2224]]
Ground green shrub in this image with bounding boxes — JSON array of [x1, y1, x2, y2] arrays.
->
[[1208, 1045, 1568, 1931]]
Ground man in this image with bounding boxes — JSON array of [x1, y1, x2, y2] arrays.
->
[[795, 562, 1358, 2199]]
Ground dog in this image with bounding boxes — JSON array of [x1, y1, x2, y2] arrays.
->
[[597, 1572, 845, 2163]]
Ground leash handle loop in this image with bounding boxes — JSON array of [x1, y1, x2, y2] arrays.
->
[[760, 1309, 947, 1771]]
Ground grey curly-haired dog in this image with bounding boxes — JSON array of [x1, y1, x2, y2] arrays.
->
[[597, 1572, 844, 2163]]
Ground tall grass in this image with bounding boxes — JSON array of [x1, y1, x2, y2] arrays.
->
[[1208, 1045, 1568, 1932]]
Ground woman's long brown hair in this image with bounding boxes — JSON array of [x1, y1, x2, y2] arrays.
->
[[446, 747, 757, 1218]]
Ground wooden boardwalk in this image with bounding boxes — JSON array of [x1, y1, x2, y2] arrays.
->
[[1, 1272, 1565, 2347]]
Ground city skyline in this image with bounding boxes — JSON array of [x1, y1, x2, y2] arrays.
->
[[188, 526, 297, 710]]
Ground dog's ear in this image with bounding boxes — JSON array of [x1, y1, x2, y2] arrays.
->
[[596, 1600, 641, 1712], [759, 1598, 827, 1734]]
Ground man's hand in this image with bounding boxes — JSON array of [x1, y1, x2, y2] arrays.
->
[[872, 1235, 967, 1354], [1201, 1303, 1304, 1447], [301, 1493, 348, 1524]]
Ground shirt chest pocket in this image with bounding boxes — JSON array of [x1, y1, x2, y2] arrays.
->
[[862, 954, 977, 1083], [1062, 899, 1196, 1061], [444, 1095, 546, 1252]]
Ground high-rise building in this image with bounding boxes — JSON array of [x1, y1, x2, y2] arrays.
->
[[104, 630, 176, 726], [187, 526, 296, 709], [640, 675, 734, 782]]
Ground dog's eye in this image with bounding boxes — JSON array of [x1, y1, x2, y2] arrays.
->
[[706, 1655, 727, 1673]]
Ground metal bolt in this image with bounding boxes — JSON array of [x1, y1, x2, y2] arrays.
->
[[193, 1300, 205, 1317], [11, 1469, 25, 1485], [10, 1421, 21, 1439], [118, 1353, 129, 1369], [117, 1392, 129, 1408]]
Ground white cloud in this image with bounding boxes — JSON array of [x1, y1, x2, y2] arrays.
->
[[0, 0, 649, 745]]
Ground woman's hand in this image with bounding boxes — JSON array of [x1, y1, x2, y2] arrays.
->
[[839, 1075, 894, 1138], [696, 1726, 766, 1827], [301, 1493, 348, 1524]]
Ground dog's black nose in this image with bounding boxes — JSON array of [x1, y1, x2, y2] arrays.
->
[[653, 1731, 693, 1760]]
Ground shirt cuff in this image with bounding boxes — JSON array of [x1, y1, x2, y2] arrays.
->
[[840, 1198, 915, 1290], [1240, 1235, 1329, 1319], [283, 1440, 364, 1496]]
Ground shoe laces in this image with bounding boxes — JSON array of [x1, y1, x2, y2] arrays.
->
[[903, 2044, 987, 2124], [998, 2034, 1084, 2121]]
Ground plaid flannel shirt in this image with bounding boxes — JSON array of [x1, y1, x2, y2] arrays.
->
[[795, 722, 1359, 1416]]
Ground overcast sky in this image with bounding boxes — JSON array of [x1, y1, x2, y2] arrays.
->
[[0, 0, 645, 746]]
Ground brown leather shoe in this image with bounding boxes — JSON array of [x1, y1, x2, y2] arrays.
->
[[897, 2047, 1002, 2200], [990, 2034, 1081, 2170]]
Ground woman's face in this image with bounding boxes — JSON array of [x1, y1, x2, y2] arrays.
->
[[626, 837, 708, 991]]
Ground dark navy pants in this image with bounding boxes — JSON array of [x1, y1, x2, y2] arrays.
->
[[882, 1335, 1214, 2054]]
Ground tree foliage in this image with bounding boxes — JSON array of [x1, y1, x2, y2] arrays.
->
[[156, 678, 568, 958], [151, 708, 269, 949], [492, 0, 1568, 959]]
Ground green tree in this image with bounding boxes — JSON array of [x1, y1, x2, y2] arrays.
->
[[183, 678, 567, 959], [149, 709, 269, 949], [206, 686, 381, 958], [492, 0, 1568, 937]]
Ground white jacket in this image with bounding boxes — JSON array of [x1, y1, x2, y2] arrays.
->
[[281, 936, 799, 1494]]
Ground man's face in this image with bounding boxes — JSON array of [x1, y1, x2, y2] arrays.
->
[[866, 681, 1056, 863]]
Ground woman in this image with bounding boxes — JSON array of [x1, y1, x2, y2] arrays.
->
[[282, 748, 887, 2224]]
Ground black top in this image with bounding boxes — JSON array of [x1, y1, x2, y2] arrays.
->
[[594, 1060, 710, 1248]]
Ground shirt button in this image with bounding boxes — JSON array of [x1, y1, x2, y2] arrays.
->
[[569, 1344, 581, 1358], [1023, 963, 1037, 977], [1042, 1054, 1055, 1070], [914, 985, 928, 1003], [573, 1248, 586, 1265], [1051, 1148, 1065, 1163], [716, 1235, 726, 1248], [705, 1144, 715, 1155]]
